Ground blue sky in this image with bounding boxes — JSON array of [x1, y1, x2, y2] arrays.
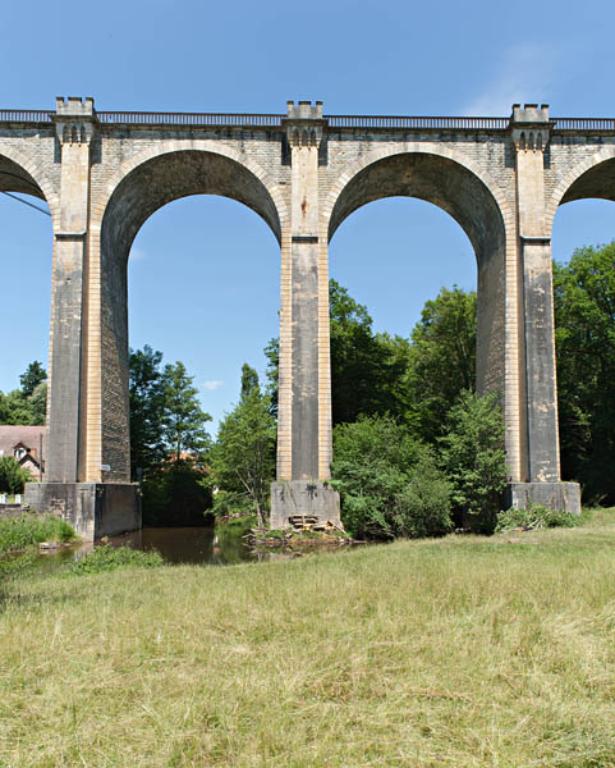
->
[[1, 0, 614, 432]]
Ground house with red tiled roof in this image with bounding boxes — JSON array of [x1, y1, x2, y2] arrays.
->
[[0, 425, 46, 481]]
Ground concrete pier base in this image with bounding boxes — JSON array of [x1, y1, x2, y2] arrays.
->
[[25, 482, 141, 542], [270, 481, 341, 529], [505, 482, 582, 516]]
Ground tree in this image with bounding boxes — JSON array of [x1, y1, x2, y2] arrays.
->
[[554, 243, 615, 504], [0, 456, 31, 494], [263, 337, 280, 417], [162, 361, 212, 462], [28, 382, 47, 426], [129, 348, 213, 525], [331, 415, 452, 540], [329, 280, 410, 424], [141, 459, 212, 526], [439, 391, 508, 533], [405, 287, 476, 443], [209, 368, 276, 527], [240, 363, 260, 400], [0, 361, 48, 426], [129, 346, 167, 478], [19, 361, 47, 398]]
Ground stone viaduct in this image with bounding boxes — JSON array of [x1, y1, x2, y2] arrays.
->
[[1, 97, 608, 537]]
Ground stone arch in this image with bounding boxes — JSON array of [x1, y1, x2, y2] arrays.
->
[[93, 141, 287, 243], [323, 148, 511, 403], [0, 145, 60, 226], [546, 147, 615, 234], [96, 148, 285, 480], [0, 146, 59, 449], [322, 146, 512, 245]]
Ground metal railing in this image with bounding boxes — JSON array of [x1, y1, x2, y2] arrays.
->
[[97, 111, 284, 127], [2, 109, 615, 133], [0, 110, 53, 123], [551, 117, 615, 131], [325, 115, 510, 130]]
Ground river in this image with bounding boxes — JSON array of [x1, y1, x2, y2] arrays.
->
[[30, 523, 258, 571]]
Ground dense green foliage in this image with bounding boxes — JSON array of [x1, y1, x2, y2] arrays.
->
[[0, 361, 47, 426], [0, 513, 75, 555], [19, 361, 47, 398], [495, 504, 580, 533], [328, 280, 409, 425], [331, 415, 452, 539], [128, 348, 212, 524], [439, 391, 508, 533], [405, 287, 477, 440], [209, 368, 276, 526], [69, 545, 164, 575], [162, 361, 211, 462], [554, 243, 615, 504], [129, 348, 212, 477], [0, 456, 32, 494], [141, 459, 212, 526], [129, 346, 168, 478]]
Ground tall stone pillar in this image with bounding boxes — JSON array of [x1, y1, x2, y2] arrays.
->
[[46, 97, 96, 483], [508, 104, 581, 513], [25, 97, 140, 541], [270, 101, 340, 528]]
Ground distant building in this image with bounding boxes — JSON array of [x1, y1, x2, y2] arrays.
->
[[0, 425, 47, 481]]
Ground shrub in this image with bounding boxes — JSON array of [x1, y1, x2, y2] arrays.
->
[[392, 456, 453, 538], [0, 456, 32, 494], [495, 504, 580, 533], [0, 514, 75, 556], [211, 490, 255, 520], [70, 545, 164, 575], [331, 415, 452, 540], [439, 391, 508, 534]]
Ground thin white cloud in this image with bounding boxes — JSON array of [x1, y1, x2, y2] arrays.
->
[[463, 43, 559, 117], [203, 379, 224, 391], [130, 247, 146, 261]]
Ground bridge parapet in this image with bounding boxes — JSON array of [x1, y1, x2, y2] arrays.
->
[[1, 106, 615, 134]]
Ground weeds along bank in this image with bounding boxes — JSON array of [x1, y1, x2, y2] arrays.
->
[[0, 511, 614, 768], [0, 513, 75, 557]]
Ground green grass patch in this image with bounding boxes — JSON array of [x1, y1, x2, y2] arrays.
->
[[69, 545, 164, 575], [0, 513, 76, 556], [0, 510, 613, 767], [495, 503, 581, 532]]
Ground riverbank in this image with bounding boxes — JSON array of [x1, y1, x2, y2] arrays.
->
[[0, 513, 76, 557], [1, 509, 614, 767]]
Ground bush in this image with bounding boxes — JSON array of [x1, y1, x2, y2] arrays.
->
[[70, 545, 164, 575], [0, 456, 32, 494], [392, 456, 453, 538], [439, 391, 508, 534], [0, 514, 75, 556], [211, 490, 255, 520], [331, 415, 452, 540], [495, 505, 579, 533]]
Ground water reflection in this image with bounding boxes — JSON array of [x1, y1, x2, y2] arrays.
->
[[108, 525, 255, 565]]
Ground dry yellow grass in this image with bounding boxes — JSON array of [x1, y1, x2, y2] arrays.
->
[[0, 511, 614, 767]]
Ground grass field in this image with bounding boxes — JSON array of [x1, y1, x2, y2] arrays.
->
[[0, 511, 614, 767]]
